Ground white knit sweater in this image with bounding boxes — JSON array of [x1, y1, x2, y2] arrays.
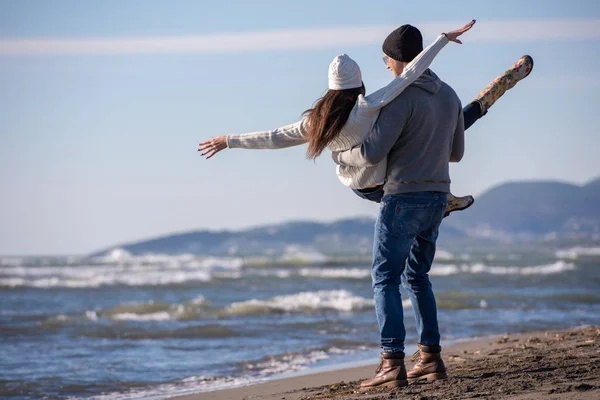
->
[[226, 34, 450, 189]]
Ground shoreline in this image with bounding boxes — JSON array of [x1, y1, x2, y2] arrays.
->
[[171, 326, 599, 400]]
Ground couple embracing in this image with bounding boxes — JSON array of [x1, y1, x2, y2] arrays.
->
[[200, 20, 533, 390]]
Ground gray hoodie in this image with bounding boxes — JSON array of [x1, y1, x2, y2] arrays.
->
[[334, 69, 464, 195]]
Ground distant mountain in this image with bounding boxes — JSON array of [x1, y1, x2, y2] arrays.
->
[[446, 178, 600, 238], [92, 218, 384, 257], [93, 178, 600, 257]]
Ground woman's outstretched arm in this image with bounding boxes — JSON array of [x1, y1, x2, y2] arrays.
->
[[198, 119, 308, 159], [361, 20, 475, 110]]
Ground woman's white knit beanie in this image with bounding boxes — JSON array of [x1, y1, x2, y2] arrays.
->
[[328, 54, 363, 90]]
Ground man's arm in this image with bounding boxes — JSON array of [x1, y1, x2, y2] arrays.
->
[[449, 103, 465, 162], [333, 99, 408, 168]]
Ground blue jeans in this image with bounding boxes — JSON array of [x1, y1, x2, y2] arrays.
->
[[372, 191, 448, 353], [352, 101, 482, 203]]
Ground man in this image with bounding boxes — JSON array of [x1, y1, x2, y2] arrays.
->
[[333, 24, 464, 390]]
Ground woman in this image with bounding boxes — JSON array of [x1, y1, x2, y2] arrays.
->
[[198, 20, 533, 217]]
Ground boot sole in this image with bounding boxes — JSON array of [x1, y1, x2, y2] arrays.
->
[[359, 379, 408, 392], [408, 372, 448, 382], [444, 197, 475, 218], [520, 55, 534, 79]]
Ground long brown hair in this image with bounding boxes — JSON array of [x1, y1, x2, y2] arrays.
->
[[303, 84, 364, 159]]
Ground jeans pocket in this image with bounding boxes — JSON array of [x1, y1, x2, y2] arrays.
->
[[392, 203, 429, 236]]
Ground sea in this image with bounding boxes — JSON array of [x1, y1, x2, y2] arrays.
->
[[1, 245, 600, 399]]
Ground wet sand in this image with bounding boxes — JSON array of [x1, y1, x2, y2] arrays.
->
[[172, 326, 599, 400]]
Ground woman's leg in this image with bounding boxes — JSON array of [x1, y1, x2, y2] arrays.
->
[[352, 186, 385, 203], [462, 101, 483, 131], [460, 56, 533, 132], [471, 55, 534, 116], [444, 55, 534, 217]]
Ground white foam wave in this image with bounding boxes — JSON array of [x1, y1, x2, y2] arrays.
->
[[225, 290, 373, 315], [434, 249, 454, 261], [249, 268, 293, 278], [555, 246, 600, 260], [431, 260, 575, 276], [84, 346, 365, 399], [69, 293, 403, 323], [85, 376, 259, 400], [94, 249, 244, 269], [0, 257, 25, 266], [111, 312, 172, 321], [298, 268, 370, 279], [97, 296, 208, 322], [279, 246, 327, 264], [0, 255, 243, 288], [245, 350, 330, 376]]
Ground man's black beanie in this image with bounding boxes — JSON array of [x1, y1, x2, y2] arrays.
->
[[382, 24, 423, 63]]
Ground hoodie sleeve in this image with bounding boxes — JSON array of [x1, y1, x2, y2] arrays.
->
[[450, 101, 465, 162], [333, 98, 408, 167], [226, 119, 308, 149]]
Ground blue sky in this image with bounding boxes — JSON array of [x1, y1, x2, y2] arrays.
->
[[1, 0, 599, 255]]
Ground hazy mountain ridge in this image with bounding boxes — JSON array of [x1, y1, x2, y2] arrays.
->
[[449, 178, 600, 237], [94, 179, 600, 257]]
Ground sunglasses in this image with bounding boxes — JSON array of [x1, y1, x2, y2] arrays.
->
[[382, 55, 390, 66]]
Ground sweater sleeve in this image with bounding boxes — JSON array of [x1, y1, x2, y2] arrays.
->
[[361, 34, 449, 110], [226, 119, 308, 149]]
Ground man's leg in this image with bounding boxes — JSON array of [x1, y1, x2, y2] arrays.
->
[[361, 193, 435, 391], [401, 193, 448, 381], [401, 234, 440, 349], [371, 198, 415, 353]]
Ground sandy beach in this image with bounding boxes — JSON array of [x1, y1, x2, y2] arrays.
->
[[172, 326, 599, 400]]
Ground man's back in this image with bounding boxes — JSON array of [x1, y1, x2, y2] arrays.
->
[[378, 69, 464, 194]]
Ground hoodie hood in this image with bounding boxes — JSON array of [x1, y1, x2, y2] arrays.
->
[[411, 69, 441, 95]]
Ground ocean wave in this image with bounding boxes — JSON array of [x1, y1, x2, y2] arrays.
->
[[297, 268, 370, 279], [83, 345, 366, 399], [69, 291, 374, 324], [555, 246, 600, 260], [223, 290, 374, 315], [0, 255, 243, 288], [95, 291, 375, 321], [0, 257, 25, 266], [247, 345, 368, 382], [280, 246, 327, 264], [111, 312, 173, 321], [434, 249, 454, 261], [59, 291, 484, 325], [81, 324, 238, 340], [84, 375, 258, 400], [248, 268, 293, 278], [99, 296, 209, 321], [431, 261, 575, 276]]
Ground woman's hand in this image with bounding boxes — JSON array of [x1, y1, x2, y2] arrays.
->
[[198, 136, 228, 159], [445, 19, 476, 44]]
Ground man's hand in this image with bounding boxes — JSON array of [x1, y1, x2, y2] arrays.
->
[[198, 136, 228, 159], [445, 19, 476, 44]]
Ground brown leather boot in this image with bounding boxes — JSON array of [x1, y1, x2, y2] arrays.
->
[[407, 344, 447, 382], [360, 352, 408, 392]]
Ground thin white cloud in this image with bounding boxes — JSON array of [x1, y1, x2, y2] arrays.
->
[[0, 19, 599, 56]]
